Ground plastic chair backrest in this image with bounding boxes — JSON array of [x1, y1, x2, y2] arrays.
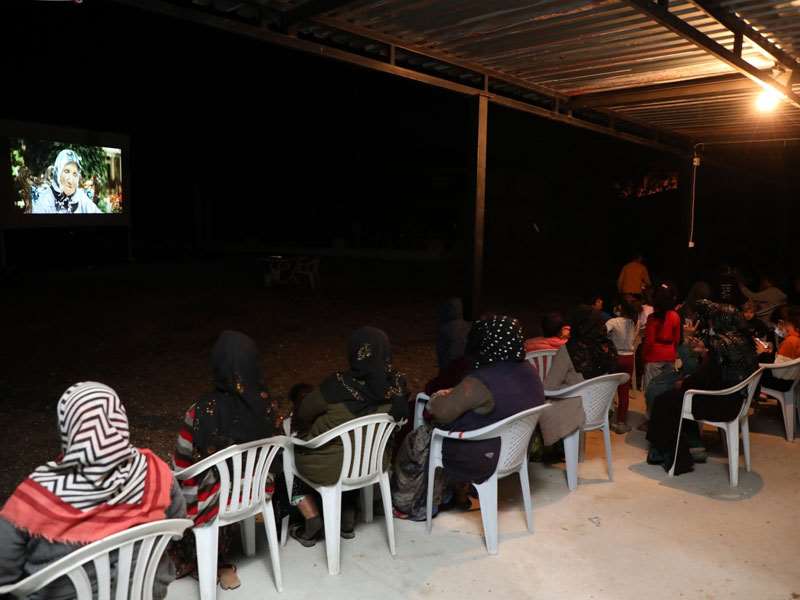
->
[[685, 368, 764, 421], [300, 413, 398, 486], [414, 393, 430, 429], [526, 350, 557, 379], [762, 356, 800, 383], [442, 405, 549, 477], [175, 437, 287, 524], [547, 373, 629, 429], [736, 368, 765, 420], [0, 519, 193, 600]]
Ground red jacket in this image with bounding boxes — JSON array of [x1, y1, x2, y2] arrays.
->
[[642, 310, 680, 363]]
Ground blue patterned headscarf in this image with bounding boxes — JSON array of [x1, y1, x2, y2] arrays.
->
[[50, 149, 82, 194]]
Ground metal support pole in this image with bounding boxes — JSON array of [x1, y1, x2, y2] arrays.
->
[[468, 94, 488, 320]]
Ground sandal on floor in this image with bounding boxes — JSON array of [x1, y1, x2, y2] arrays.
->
[[289, 523, 320, 547], [218, 565, 240, 591]]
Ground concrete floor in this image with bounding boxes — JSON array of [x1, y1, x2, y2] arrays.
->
[[166, 391, 800, 600]]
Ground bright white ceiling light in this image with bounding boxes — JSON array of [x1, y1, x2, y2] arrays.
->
[[756, 87, 782, 112]]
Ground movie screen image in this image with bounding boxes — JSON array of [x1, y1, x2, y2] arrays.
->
[[10, 138, 123, 214]]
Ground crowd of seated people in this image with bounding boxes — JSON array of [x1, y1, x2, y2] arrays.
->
[[1, 264, 798, 598]]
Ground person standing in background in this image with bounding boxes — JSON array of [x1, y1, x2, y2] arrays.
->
[[617, 252, 651, 297]]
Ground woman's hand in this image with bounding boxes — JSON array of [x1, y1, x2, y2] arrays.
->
[[683, 319, 699, 339]]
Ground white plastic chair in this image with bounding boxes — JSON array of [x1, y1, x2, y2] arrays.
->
[[545, 373, 630, 491], [525, 349, 557, 379], [282, 413, 400, 575], [413, 392, 430, 430], [174, 436, 288, 599], [425, 404, 550, 555], [669, 368, 763, 486], [760, 357, 800, 441], [0, 518, 192, 600]]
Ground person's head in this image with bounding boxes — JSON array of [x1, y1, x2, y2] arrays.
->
[[289, 383, 314, 409], [617, 298, 638, 321], [588, 295, 604, 311], [786, 307, 800, 337], [623, 292, 643, 314], [347, 326, 392, 378], [695, 300, 747, 336], [211, 330, 265, 397], [741, 300, 756, 322], [631, 251, 644, 263], [541, 311, 564, 338], [567, 306, 607, 344], [54, 382, 138, 492], [472, 315, 525, 369], [52, 149, 81, 197], [759, 274, 776, 291], [437, 297, 464, 325], [652, 282, 677, 315]]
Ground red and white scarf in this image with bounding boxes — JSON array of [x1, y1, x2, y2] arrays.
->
[[0, 382, 172, 544]]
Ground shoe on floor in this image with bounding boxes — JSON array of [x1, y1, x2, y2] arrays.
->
[[218, 565, 240, 591], [611, 422, 632, 434], [689, 447, 708, 463]]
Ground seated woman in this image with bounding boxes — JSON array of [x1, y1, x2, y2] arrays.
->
[[392, 315, 545, 520], [540, 306, 618, 449], [289, 326, 409, 545], [172, 330, 276, 590], [524, 311, 570, 352], [646, 301, 758, 474], [758, 306, 800, 391], [0, 382, 185, 600]]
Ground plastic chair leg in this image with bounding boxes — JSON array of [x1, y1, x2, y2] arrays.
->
[[474, 475, 498, 555], [262, 503, 283, 592], [192, 524, 219, 600], [280, 515, 289, 548], [319, 487, 342, 575], [426, 462, 437, 532], [602, 419, 614, 481], [241, 516, 256, 557], [563, 430, 580, 491], [379, 474, 396, 556], [519, 464, 534, 533], [361, 484, 374, 523], [740, 418, 751, 472], [779, 393, 795, 441], [726, 423, 739, 487], [668, 418, 686, 478]]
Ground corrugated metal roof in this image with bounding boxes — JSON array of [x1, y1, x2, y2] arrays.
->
[[320, 0, 800, 140], [125, 0, 800, 144]]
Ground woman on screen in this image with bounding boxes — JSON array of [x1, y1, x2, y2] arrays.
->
[[31, 148, 102, 214]]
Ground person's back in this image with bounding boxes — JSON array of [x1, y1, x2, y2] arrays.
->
[[618, 255, 650, 295], [0, 382, 184, 600]]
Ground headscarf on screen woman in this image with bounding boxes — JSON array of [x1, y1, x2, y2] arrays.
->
[[30, 148, 102, 214]]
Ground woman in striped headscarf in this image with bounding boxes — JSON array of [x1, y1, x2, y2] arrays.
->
[[0, 382, 185, 600]]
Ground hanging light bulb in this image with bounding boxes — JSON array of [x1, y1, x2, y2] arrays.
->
[[756, 87, 782, 112]]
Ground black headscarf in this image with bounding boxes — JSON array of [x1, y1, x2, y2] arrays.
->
[[472, 315, 526, 369], [695, 300, 758, 388], [436, 298, 472, 370], [567, 306, 618, 379], [320, 326, 408, 417], [193, 330, 274, 455]]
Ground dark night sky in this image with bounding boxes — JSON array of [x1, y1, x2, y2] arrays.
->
[[2, 0, 799, 298]]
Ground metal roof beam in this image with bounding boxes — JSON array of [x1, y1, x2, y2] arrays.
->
[[110, 0, 689, 155], [619, 0, 800, 109], [690, 0, 800, 72], [571, 73, 760, 108], [275, 0, 361, 33]]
